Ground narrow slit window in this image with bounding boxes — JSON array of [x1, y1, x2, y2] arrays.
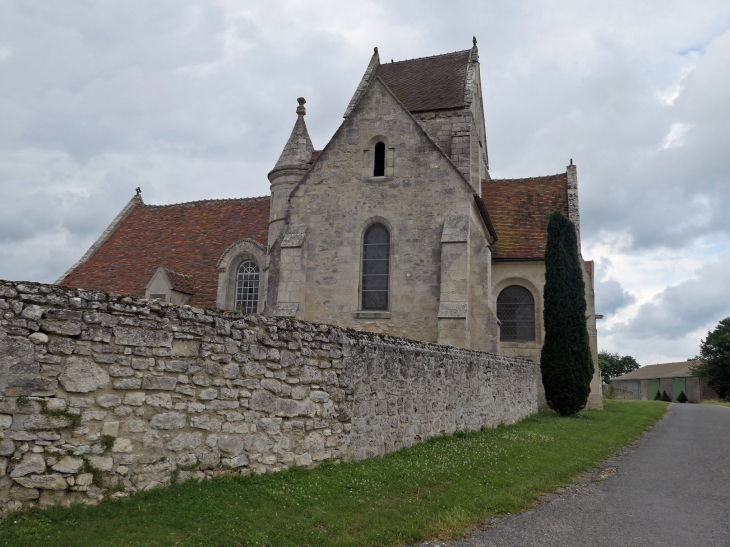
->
[[362, 223, 389, 310], [373, 142, 385, 177], [235, 260, 260, 314], [497, 285, 535, 342]]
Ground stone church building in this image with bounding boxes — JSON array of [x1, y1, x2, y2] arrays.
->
[[57, 41, 602, 409]]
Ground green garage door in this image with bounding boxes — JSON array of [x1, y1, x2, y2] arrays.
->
[[672, 378, 686, 402], [649, 379, 660, 400]]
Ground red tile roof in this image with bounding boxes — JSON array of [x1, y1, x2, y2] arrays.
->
[[308, 150, 322, 164], [482, 174, 569, 260], [163, 268, 196, 295], [62, 197, 270, 307], [376, 50, 471, 112]]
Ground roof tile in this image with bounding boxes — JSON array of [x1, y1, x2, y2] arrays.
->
[[482, 174, 569, 260], [376, 50, 471, 112], [62, 197, 270, 307]]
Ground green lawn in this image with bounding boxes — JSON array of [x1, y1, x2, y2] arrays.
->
[[1, 400, 667, 547]]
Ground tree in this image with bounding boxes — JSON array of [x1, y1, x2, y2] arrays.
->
[[540, 211, 594, 416], [598, 350, 641, 384], [677, 391, 688, 403], [660, 391, 672, 402], [689, 317, 730, 400]]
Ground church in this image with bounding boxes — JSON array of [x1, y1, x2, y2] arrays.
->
[[57, 40, 603, 410]]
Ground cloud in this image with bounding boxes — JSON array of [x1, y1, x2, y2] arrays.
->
[[595, 277, 635, 317], [601, 253, 730, 363]]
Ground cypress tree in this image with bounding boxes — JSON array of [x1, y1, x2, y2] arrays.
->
[[540, 211, 594, 416]]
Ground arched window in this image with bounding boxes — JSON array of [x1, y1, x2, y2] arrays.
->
[[362, 223, 390, 310], [373, 142, 385, 177], [235, 260, 260, 313], [497, 285, 535, 342]]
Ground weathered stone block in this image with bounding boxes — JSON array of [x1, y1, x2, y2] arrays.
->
[[113, 327, 172, 347], [13, 473, 68, 490], [10, 453, 46, 477], [113, 378, 142, 390], [58, 357, 110, 393], [40, 321, 82, 336], [51, 457, 83, 474], [141, 376, 178, 391], [149, 412, 186, 430]]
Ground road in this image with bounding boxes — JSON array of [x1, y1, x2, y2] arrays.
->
[[417, 403, 730, 547]]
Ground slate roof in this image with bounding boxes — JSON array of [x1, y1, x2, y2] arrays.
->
[[376, 50, 471, 112], [482, 174, 569, 260], [612, 362, 697, 381], [62, 197, 270, 307]]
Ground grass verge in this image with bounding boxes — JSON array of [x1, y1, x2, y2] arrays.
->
[[701, 399, 730, 408], [1, 400, 667, 547]]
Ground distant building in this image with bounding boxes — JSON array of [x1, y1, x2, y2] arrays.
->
[[610, 362, 718, 403]]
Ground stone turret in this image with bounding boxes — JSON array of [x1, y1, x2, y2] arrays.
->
[[267, 98, 314, 247]]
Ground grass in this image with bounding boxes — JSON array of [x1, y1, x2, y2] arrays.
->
[[0, 400, 667, 547], [701, 398, 730, 408]]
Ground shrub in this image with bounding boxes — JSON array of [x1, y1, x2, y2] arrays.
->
[[653, 390, 662, 401], [677, 391, 688, 403], [660, 391, 672, 402], [540, 212, 594, 416]]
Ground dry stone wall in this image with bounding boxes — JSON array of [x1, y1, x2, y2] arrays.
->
[[0, 280, 537, 517]]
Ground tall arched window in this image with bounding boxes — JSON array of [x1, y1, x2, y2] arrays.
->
[[362, 223, 390, 310], [373, 142, 385, 177], [235, 260, 260, 313], [497, 285, 535, 342]]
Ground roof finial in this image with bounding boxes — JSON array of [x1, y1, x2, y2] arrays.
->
[[374, 46, 378, 54], [473, 36, 477, 46], [570, 158, 573, 165], [296, 97, 306, 116], [135, 187, 141, 196]]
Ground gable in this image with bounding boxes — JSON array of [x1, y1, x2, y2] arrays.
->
[[482, 174, 569, 260], [62, 197, 270, 306], [292, 76, 476, 203]]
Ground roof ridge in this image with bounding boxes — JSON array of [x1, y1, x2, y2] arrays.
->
[[385, 49, 471, 65], [163, 267, 195, 279], [488, 173, 567, 182], [142, 196, 269, 208]]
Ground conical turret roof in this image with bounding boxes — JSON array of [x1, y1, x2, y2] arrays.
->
[[270, 98, 314, 175]]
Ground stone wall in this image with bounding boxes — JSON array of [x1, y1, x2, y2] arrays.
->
[[0, 280, 537, 517]]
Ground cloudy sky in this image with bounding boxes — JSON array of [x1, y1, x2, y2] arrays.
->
[[1, 1, 729, 366]]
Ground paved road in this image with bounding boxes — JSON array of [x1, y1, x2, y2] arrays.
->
[[417, 403, 730, 547]]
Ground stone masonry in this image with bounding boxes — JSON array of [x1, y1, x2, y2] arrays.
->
[[0, 280, 536, 517]]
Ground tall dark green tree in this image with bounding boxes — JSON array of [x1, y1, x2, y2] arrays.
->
[[689, 317, 730, 400], [540, 211, 594, 416]]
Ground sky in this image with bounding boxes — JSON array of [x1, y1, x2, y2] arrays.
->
[[1, 0, 729, 366]]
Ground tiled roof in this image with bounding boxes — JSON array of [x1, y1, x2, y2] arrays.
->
[[482, 174, 569, 260], [308, 150, 322, 164], [612, 362, 697, 380], [376, 50, 471, 112], [62, 197, 270, 307], [163, 268, 196, 295]]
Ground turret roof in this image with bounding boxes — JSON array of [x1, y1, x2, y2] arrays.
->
[[270, 99, 314, 174]]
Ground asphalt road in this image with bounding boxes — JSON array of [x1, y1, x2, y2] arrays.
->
[[417, 403, 730, 547]]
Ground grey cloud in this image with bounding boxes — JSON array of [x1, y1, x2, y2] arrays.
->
[[595, 278, 635, 318], [607, 253, 730, 341]]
